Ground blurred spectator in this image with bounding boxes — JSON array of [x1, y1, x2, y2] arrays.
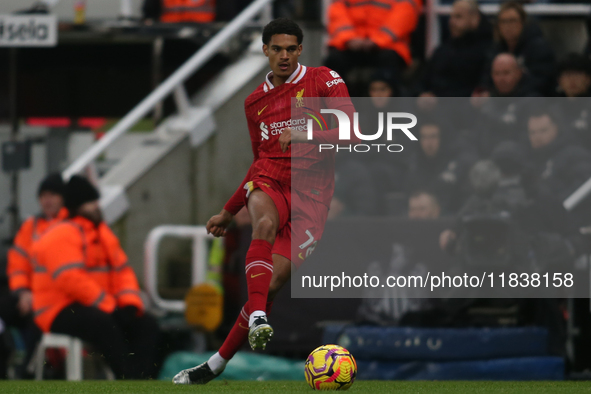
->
[[324, 0, 421, 90], [556, 53, 591, 98], [490, 53, 539, 97], [471, 55, 538, 156], [490, 141, 528, 208], [491, 140, 572, 237], [3, 174, 68, 378], [331, 70, 412, 218], [407, 121, 478, 213], [481, 1, 555, 95], [553, 54, 591, 150], [420, 0, 492, 98], [408, 191, 441, 219], [526, 108, 591, 202], [438, 160, 530, 265], [367, 69, 404, 104], [31, 176, 160, 379], [143, 0, 215, 24]]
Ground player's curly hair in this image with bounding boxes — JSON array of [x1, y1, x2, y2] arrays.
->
[[262, 18, 303, 45]]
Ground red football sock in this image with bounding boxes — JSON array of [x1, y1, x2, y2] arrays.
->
[[219, 303, 250, 360], [266, 300, 274, 316], [245, 239, 273, 313]]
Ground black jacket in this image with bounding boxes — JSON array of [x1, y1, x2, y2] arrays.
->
[[407, 137, 479, 213], [550, 95, 591, 151], [472, 96, 537, 156], [421, 16, 493, 97]]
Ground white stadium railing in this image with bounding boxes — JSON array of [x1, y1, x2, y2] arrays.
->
[[144, 225, 213, 312], [564, 178, 591, 212], [62, 0, 273, 180]]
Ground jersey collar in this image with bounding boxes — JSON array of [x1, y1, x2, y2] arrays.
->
[[263, 63, 307, 92]]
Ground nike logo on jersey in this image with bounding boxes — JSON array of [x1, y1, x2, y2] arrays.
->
[[258, 105, 268, 116], [250, 273, 266, 278]]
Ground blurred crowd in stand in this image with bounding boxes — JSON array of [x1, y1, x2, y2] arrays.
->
[[325, 0, 591, 370]]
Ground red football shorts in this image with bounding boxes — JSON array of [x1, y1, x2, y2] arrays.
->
[[243, 175, 329, 268]]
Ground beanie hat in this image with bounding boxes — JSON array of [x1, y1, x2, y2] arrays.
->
[[368, 69, 400, 96], [557, 53, 591, 77], [38, 173, 66, 197], [65, 175, 100, 213]]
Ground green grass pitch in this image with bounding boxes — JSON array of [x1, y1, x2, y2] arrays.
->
[[1, 381, 591, 394]]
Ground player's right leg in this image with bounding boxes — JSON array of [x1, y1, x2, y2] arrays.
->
[[173, 189, 284, 385], [172, 253, 292, 385]]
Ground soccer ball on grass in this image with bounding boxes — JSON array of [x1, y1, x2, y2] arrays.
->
[[304, 344, 357, 390]]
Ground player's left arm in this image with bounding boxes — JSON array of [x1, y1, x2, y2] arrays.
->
[[369, 0, 422, 49]]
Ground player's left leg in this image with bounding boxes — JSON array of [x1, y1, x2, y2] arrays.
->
[[263, 252, 293, 322], [244, 189, 282, 349], [172, 253, 293, 385]]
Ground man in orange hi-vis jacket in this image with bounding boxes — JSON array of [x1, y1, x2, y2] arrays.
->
[[3, 173, 68, 377], [31, 176, 160, 379], [8, 174, 68, 315], [324, 0, 422, 91]]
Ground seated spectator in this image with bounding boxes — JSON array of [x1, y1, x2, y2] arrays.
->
[[367, 69, 404, 104], [143, 0, 215, 24], [481, 1, 555, 95], [324, 0, 421, 91], [3, 174, 68, 378], [490, 141, 528, 208], [420, 0, 492, 98], [8, 174, 68, 315], [408, 191, 441, 219], [407, 121, 478, 213], [556, 53, 591, 99], [489, 53, 539, 98], [31, 176, 160, 379], [471, 53, 538, 156], [526, 108, 591, 202], [331, 70, 412, 218], [553, 54, 591, 150], [438, 160, 530, 263]]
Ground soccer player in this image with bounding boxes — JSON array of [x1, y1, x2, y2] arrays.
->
[[173, 18, 356, 385]]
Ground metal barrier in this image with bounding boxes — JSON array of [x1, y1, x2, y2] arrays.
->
[[144, 225, 214, 312], [62, 0, 273, 180], [564, 178, 591, 212]]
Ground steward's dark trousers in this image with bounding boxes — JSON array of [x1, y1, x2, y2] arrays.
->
[[51, 303, 160, 379]]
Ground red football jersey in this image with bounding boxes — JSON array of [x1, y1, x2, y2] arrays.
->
[[224, 63, 355, 213]]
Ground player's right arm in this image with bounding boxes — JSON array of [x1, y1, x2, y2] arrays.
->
[[207, 106, 260, 237]]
